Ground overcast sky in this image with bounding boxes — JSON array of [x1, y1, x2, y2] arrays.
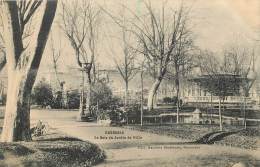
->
[[38, 0, 260, 74]]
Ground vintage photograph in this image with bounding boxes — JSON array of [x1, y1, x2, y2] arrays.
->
[[0, 0, 259, 166]]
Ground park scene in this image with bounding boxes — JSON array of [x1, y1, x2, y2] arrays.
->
[[0, 0, 259, 166]]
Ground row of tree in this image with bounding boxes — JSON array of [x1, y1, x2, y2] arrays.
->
[[0, 0, 256, 142], [101, 1, 195, 123]]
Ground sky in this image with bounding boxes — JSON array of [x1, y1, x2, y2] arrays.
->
[[37, 0, 260, 75]]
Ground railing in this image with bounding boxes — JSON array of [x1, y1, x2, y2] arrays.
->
[[184, 96, 254, 104], [136, 113, 260, 126]]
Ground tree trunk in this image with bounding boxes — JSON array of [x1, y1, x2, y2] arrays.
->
[[218, 97, 223, 131], [77, 71, 85, 120], [77, 67, 92, 121], [124, 81, 128, 110], [1, 0, 57, 142], [140, 70, 144, 126], [174, 61, 180, 124], [210, 93, 213, 124], [1, 71, 32, 142], [243, 95, 247, 129], [85, 71, 91, 116], [175, 77, 180, 124], [147, 77, 162, 111]]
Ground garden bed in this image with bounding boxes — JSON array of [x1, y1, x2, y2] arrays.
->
[[0, 128, 106, 167]]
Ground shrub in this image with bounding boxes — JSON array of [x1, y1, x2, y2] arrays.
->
[[52, 82, 121, 110], [67, 90, 80, 109], [163, 97, 172, 104], [163, 96, 182, 106], [1, 94, 6, 105], [52, 91, 64, 109], [31, 120, 49, 137], [32, 79, 54, 108], [91, 82, 121, 110], [126, 103, 141, 124]]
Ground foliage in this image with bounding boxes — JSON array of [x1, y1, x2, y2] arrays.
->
[[163, 97, 173, 104], [162, 96, 183, 106], [31, 120, 48, 137], [0, 132, 106, 166], [125, 103, 141, 124], [67, 90, 80, 109], [109, 108, 126, 125], [32, 80, 54, 108], [52, 91, 63, 109], [1, 94, 6, 105], [50, 82, 121, 110], [91, 82, 121, 110], [97, 110, 110, 120]]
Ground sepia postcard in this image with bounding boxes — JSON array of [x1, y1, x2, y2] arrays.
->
[[0, 0, 259, 166]]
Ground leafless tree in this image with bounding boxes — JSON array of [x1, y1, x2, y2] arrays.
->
[[106, 25, 138, 110], [140, 60, 145, 126], [102, 4, 140, 111], [0, 0, 57, 142], [122, 2, 191, 110], [49, 32, 67, 108], [197, 51, 225, 130], [60, 0, 100, 120], [49, 33, 63, 90], [196, 47, 254, 130], [166, 32, 194, 123], [222, 46, 256, 129]]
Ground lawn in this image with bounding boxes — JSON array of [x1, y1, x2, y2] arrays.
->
[[0, 128, 106, 167]]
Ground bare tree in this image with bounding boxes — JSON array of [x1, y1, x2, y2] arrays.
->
[[197, 51, 227, 130], [222, 46, 257, 129], [102, 4, 139, 111], [167, 33, 194, 123], [196, 47, 254, 130], [106, 25, 138, 110], [0, 0, 57, 142], [49, 32, 67, 108], [49, 33, 63, 90], [140, 60, 145, 126], [123, 2, 191, 110], [114, 36, 137, 110], [60, 0, 100, 120]]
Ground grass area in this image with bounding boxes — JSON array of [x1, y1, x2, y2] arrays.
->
[[124, 124, 260, 150], [0, 129, 106, 167]]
